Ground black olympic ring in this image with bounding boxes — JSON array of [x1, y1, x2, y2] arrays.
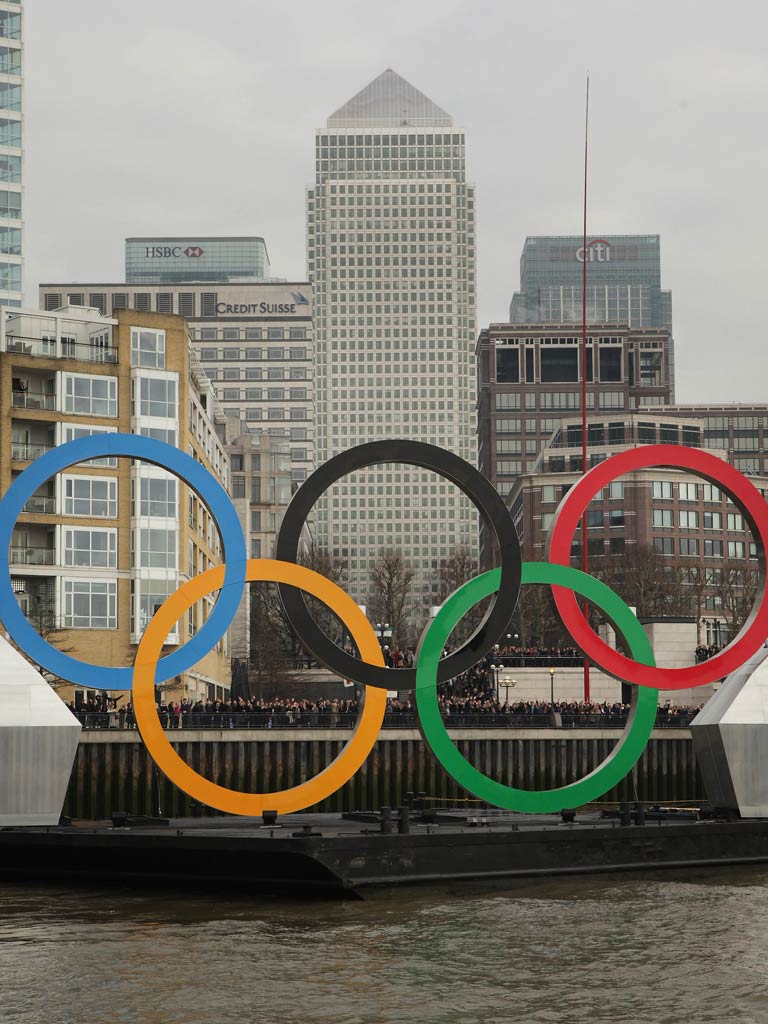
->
[[275, 439, 522, 690]]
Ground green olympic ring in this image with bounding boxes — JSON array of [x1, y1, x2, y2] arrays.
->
[[415, 562, 659, 813]]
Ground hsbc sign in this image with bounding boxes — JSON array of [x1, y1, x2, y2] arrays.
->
[[576, 239, 610, 263], [144, 246, 205, 258]]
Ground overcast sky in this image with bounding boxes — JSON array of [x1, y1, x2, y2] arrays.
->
[[24, 0, 768, 403]]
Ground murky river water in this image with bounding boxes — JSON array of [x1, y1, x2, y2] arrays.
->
[[1, 868, 767, 1023]]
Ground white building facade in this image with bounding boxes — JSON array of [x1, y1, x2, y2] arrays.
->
[[307, 69, 478, 612]]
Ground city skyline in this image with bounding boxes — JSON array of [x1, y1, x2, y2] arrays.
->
[[20, 0, 768, 404]]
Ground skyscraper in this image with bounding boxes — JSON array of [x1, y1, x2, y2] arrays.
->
[[0, 1, 22, 306], [307, 69, 478, 617]]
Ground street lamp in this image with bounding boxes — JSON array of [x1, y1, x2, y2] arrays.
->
[[549, 665, 555, 707]]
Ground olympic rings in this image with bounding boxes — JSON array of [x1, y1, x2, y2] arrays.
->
[[133, 560, 387, 815], [0, 435, 247, 691], [415, 563, 659, 812], [547, 445, 768, 691], [275, 439, 522, 690]]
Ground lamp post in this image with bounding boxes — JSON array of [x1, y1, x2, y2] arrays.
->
[[549, 665, 555, 708]]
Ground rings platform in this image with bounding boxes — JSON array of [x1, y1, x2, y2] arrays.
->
[[3, 810, 768, 898]]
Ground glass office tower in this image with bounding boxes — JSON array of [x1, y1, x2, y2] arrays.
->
[[509, 235, 674, 396], [125, 237, 270, 284], [0, 1, 22, 307], [307, 69, 478, 614]]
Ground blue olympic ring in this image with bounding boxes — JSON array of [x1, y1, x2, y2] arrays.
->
[[0, 434, 247, 691]]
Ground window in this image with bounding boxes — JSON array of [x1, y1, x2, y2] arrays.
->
[[495, 393, 521, 410], [232, 476, 245, 498], [0, 117, 21, 148], [541, 485, 557, 504], [679, 482, 698, 502], [137, 425, 176, 446], [540, 348, 578, 383], [0, 189, 21, 221], [63, 528, 117, 568], [138, 377, 177, 419], [599, 347, 622, 382], [609, 509, 625, 527], [653, 509, 673, 528], [156, 294, 172, 314], [137, 528, 177, 569], [137, 580, 175, 634], [728, 541, 746, 559], [587, 509, 603, 528], [608, 481, 624, 500], [178, 293, 195, 318], [251, 510, 261, 531], [496, 349, 519, 383], [63, 476, 117, 518], [679, 510, 699, 529], [63, 374, 118, 417], [703, 511, 722, 530], [138, 477, 176, 517], [63, 580, 117, 629], [130, 328, 165, 368], [679, 538, 699, 556], [609, 538, 625, 555], [62, 425, 118, 467], [704, 539, 723, 558], [702, 484, 721, 503], [587, 538, 604, 556], [652, 481, 672, 500], [654, 537, 674, 555], [727, 512, 744, 531]]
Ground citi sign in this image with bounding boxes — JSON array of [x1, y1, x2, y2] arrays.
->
[[144, 246, 204, 258], [576, 239, 610, 263]]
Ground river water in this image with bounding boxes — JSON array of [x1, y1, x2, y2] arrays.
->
[[1, 868, 767, 1024]]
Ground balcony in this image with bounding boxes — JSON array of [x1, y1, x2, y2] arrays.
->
[[12, 389, 56, 411], [21, 494, 55, 514], [10, 547, 55, 566], [5, 335, 117, 364], [11, 441, 52, 462]]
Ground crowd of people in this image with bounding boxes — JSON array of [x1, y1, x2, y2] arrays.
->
[[695, 644, 722, 663], [69, 687, 702, 731]]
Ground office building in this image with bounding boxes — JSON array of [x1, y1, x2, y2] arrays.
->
[[0, 304, 231, 704], [476, 321, 674, 498], [225, 430, 293, 659], [125, 237, 270, 284], [40, 279, 314, 484], [307, 68, 478, 612], [507, 411, 764, 648], [510, 235, 674, 395], [642, 403, 768, 476], [0, 1, 22, 307]]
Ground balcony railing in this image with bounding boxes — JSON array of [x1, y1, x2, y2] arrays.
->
[[6, 335, 117, 364], [11, 390, 56, 410], [10, 546, 55, 565], [21, 495, 55, 514], [11, 441, 52, 461]]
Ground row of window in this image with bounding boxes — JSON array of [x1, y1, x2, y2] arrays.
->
[[193, 328, 307, 342], [654, 538, 755, 558], [652, 481, 724, 502], [205, 367, 308, 382], [221, 387, 307, 402], [652, 510, 745, 531], [495, 392, 621, 411], [199, 346, 307, 361]]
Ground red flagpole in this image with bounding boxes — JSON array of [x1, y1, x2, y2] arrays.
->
[[581, 75, 591, 704]]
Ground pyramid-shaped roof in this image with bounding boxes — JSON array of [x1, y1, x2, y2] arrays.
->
[[328, 69, 453, 128]]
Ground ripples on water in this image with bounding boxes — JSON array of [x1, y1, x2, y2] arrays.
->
[[1, 869, 768, 1024]]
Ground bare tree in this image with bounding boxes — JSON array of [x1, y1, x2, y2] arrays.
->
[[367, 548, 415, 648], [591, 545, 687, 618], [721, 558, 760, 636], [437, 544, 478, 602]]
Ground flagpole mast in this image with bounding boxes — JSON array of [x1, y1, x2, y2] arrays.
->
[[581, 75, 591, 704]]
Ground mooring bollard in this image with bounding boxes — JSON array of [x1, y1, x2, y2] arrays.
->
[[620, 801, 632, 827], [634, 801, 646, 827], [398, 805, 410, 834], [380, 806, 392, 834]]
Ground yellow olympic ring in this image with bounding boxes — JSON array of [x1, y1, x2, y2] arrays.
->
[[133, 559, 386, 815]]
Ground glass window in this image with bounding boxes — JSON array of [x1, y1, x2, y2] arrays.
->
[[654, 537, 674, 555], [61, 425, 118, 468], [652, 481, 672, 500], [139, 377, 177, 419], [540, 348, 578, 383], [63, 476, 118, 518], [679, 510, 699, 529], [138, 528, 177, 569], [496, 349, 519, 383], [63, 528, 117, 568], [63, 374, 118, 417], [728, 540, 746, 559], [131, 328, 165, 368], [679, 538, 699, 556], [137, 580, 175, 634], [727, 512, 744, 531], [678, 482, 698, 502], [139, 477, 176, 517], [63, 579, 117, 629], [703, 511, 722, 530], [0, 117, 21, 148], [653, 509, 673, 528]]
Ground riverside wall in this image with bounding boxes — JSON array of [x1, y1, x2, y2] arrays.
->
[[62, 728, 704, 819]]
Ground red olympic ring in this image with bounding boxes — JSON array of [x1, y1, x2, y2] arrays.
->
[[547, 444, 768, 691]]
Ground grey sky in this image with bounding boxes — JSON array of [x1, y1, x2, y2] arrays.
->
[[25, 0, 768, 403]]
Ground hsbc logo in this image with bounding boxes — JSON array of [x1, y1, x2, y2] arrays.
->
[[576, 239, 610, 263], [143, 245, 205, 258]]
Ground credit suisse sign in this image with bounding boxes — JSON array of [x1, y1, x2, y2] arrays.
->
[[216, 293, 310, 317]]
